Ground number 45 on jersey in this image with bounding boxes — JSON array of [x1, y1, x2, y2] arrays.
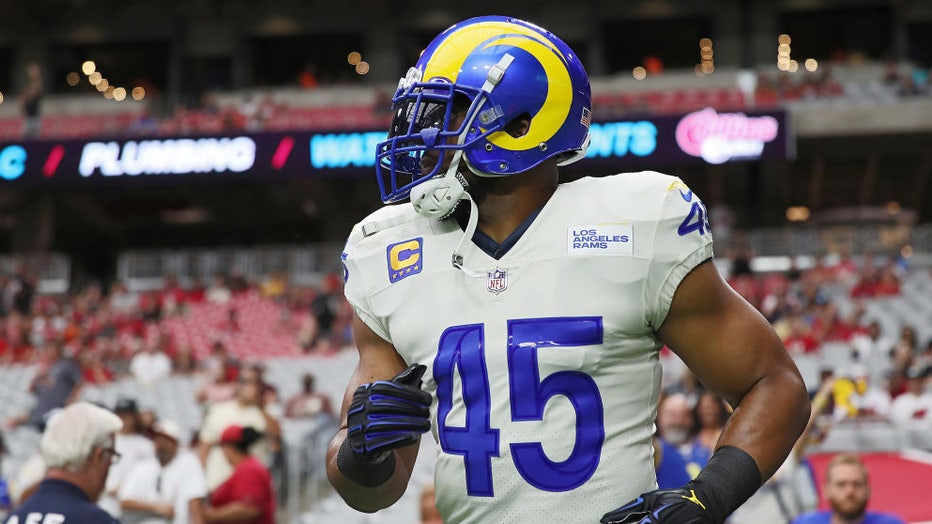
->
[[434, 317, 605, 496]]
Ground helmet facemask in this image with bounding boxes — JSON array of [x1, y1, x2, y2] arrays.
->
[[376, 76, 497, 204]]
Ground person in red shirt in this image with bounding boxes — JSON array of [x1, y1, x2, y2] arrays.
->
[[205, 425, 275, 524]]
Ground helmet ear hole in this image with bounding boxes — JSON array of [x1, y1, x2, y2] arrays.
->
[[503, 113, 531, 138]]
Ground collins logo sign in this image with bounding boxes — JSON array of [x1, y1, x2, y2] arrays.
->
[[78, 137, 256, 177], [675, 108, 780, 164]]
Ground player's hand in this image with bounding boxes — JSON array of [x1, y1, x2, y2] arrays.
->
[[346, 364, 431, 462], [600, 485, 716, 524]]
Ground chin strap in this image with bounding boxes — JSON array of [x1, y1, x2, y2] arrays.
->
[[451, 193, 482, 277], [409, 150, 468, 220]]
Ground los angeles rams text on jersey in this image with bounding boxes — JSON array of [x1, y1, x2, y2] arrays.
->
[[342, 171, 713, 524]]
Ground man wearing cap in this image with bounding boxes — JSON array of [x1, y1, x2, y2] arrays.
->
[[6, 402, 122, 524], [205, 425, 274, 524], [119, 420, 208, 524], [99, 398, 157, 519], [890, 366, 932, 425]]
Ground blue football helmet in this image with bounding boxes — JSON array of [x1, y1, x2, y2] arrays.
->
[[375, 15, 592, 204]]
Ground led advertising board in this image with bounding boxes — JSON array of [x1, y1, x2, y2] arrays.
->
[[0, 109, 791, 187]]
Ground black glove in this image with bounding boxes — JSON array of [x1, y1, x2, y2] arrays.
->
[[600, 484, 715, 524], [346, 364, 431, 462], [602, 446, 763, 524]]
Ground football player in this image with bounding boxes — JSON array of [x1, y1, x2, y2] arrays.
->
[[326, 15, 809, 524]]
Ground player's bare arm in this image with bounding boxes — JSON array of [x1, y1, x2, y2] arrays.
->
[[658, 259, 811, 480], [603, 259, 810, 523], [325, 314, 425, 512]]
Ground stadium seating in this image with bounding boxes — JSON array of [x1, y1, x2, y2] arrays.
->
[[3, 61, 923, 141]]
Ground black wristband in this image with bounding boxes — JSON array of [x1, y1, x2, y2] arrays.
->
[[693, 445, 763, 523], [336, 438, 397, 487]]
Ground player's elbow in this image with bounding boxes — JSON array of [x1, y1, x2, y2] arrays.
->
[[780, 367, 811, 439]]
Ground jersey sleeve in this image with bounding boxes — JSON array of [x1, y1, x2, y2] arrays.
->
[[644, 177, 714, 329], [341, 227, 392, 342]]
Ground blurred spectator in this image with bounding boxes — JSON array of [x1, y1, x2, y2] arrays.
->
[[6, 342, 83, 431], [916, 339, 932, 376], [173, 344, 199, 375], [201, 342, 238, 382], [18, 62, 43, 138], [130, 337, 174, 387], [99, 398, 157, 519], [889, 366, 932, 426], [198, 375, 279, 491], [159, 276, 187, 317], [309, 274, 342, 353], [843, 366, 892, 420], [831, 367, 872, 421], [119, 420, 208, 524], [81, 346, 115, 385], [851, 264, 881, 299], [216, 308, 241, 335], [9, 407, 66, 506], [419, 482, 442, 524], [889, 325, 918, 374], [663, 368, 702, 409], [652, 434, 692, 490], [0, 432, 11, 517], [832, 250, 859, 285], [692, 392, 730, 468], [760, 276, 798, 324], [260, 272, 288, 301], [655, 393, 703, 478], [873, 261, 901, 296], [790, 453, 905, 524], [284, 373, 334, 420], [226, 270, 249, 294], [7, 403, 122, 523], [782, 314, 821, 355], [139, 409, 158, 436], [4, 266, 36, 316], [197, 342, 240, 406], [850, 321, 892, 364], [206, 277, 232, 305], [205, 425, 275, 524], [197, 366, 240, 407], [110, 281, 140, 313], [239, 363, 282, 419]]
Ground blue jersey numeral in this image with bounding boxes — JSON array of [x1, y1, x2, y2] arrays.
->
[[434, 324, 500, 497], [677, 190, 710, 237], [434, 317, 604, 496]]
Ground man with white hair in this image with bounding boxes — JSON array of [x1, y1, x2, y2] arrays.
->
[[5, 402, 122, 523]]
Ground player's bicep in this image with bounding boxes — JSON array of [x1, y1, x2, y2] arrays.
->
[[657, 261, 792, 407], [338, 313, 408, 427]]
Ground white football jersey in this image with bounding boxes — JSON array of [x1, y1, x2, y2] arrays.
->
[[342, 171, 713, 524]]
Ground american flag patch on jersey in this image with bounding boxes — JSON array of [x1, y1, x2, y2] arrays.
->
[[580, 107, 592, 128]]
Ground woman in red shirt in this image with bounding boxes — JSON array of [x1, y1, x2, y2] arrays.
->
[[205, 425, 275, 524]]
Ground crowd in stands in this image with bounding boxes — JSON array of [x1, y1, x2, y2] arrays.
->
[[0, 266, 345, 520], [0, 242, 928, 520], [0, 270, 353, 396]]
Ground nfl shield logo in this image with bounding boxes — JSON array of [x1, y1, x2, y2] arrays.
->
[[487, 268, 507, 294]]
